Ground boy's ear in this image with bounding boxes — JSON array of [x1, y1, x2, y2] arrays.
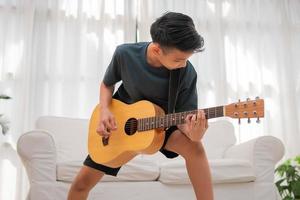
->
[[152, 43, 162, 55]]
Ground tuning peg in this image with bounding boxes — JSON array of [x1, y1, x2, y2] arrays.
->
[[248, 118, 251, 123], [256, 117, 260, 123], [238, 118, 241, 124], [246, 97, 250, 101], [255, 96, 260, 100]]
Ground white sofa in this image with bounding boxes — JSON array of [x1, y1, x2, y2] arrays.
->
[[17, 116, 284, 200]]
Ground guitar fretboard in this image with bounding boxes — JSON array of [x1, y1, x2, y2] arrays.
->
[[137, 106, 224, 132]]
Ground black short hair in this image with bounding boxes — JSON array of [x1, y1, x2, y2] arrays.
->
[[150, 12, 204, 53]]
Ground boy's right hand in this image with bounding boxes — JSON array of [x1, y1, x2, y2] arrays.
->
[[96, 107, 117, 138]]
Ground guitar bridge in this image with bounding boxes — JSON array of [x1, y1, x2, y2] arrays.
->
[[102, 137, 109, 146]]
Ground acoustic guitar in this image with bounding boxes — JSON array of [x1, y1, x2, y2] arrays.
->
[[88, 97, 264, 168]]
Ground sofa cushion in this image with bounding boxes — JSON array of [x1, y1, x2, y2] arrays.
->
[[159, 158, 256, 184], [56, 155, 160, 182]]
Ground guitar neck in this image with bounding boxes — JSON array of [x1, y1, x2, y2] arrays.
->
[[137, 106, 224, 132]]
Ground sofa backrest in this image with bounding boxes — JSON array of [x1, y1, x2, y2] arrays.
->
[[202, 120, 236, 159], [36, 116, 89, 163], [36, 116, 236, 164]]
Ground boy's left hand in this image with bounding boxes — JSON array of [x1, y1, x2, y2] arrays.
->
[[177, 110, 208, 142]]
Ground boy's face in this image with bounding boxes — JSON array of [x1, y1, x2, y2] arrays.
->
[[156, 46, 193, 70]]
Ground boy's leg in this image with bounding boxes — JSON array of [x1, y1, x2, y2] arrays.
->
[[164, 130, 214, 200], [67, 166, 105, 200]]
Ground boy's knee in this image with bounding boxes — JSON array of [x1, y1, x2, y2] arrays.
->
[[165, 130, 206, 159], [69, 165, 104, 193], [71, 180, 89, 192], [70, 176, 94, 193]]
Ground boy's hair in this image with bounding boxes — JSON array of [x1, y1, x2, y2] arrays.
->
[[150, 12, 204, 53]]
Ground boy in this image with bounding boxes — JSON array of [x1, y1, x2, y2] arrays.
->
[[68, 12, 213, 200]]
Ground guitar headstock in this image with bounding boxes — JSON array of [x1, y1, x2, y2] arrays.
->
[[225, 97, 264, 124]]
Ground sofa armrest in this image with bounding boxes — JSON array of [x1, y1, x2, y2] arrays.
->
[[17, 130, 57, 183], [224, 136, 285, 182]]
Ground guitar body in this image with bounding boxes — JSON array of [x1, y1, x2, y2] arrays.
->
[[88, 99, 166, 168]]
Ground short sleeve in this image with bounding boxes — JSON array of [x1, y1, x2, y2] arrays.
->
[[175, 63, 198, 112], [103, 47, 121, 86]]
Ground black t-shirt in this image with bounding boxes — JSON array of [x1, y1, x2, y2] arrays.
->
[[103, 42, 198, 113]]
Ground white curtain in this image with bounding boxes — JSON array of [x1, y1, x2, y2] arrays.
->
[[0, 0, 136, 199], [138, 0, 300, 158], [0, 0, 137, 142]]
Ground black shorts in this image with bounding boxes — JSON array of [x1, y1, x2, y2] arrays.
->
[[84, 126, 179, 176]]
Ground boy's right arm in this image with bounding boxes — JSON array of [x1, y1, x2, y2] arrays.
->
[[96, 82, 117, 138]]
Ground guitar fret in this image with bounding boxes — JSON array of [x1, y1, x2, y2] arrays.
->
[[159, 117, 162, 128], [167, 115, 169, 127], [210, 108, 214, 118], [152, 117, 155, 129], [139, 119, 141, 131], [180, 113, 185, 123], [147, 118, 149, 130], [171, 114, 175, 126], [158, 116, 160, 128], [146, 117, 150, 130]]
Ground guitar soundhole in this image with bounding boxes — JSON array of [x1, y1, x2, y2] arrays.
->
[[124, 118, 138, 136]]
